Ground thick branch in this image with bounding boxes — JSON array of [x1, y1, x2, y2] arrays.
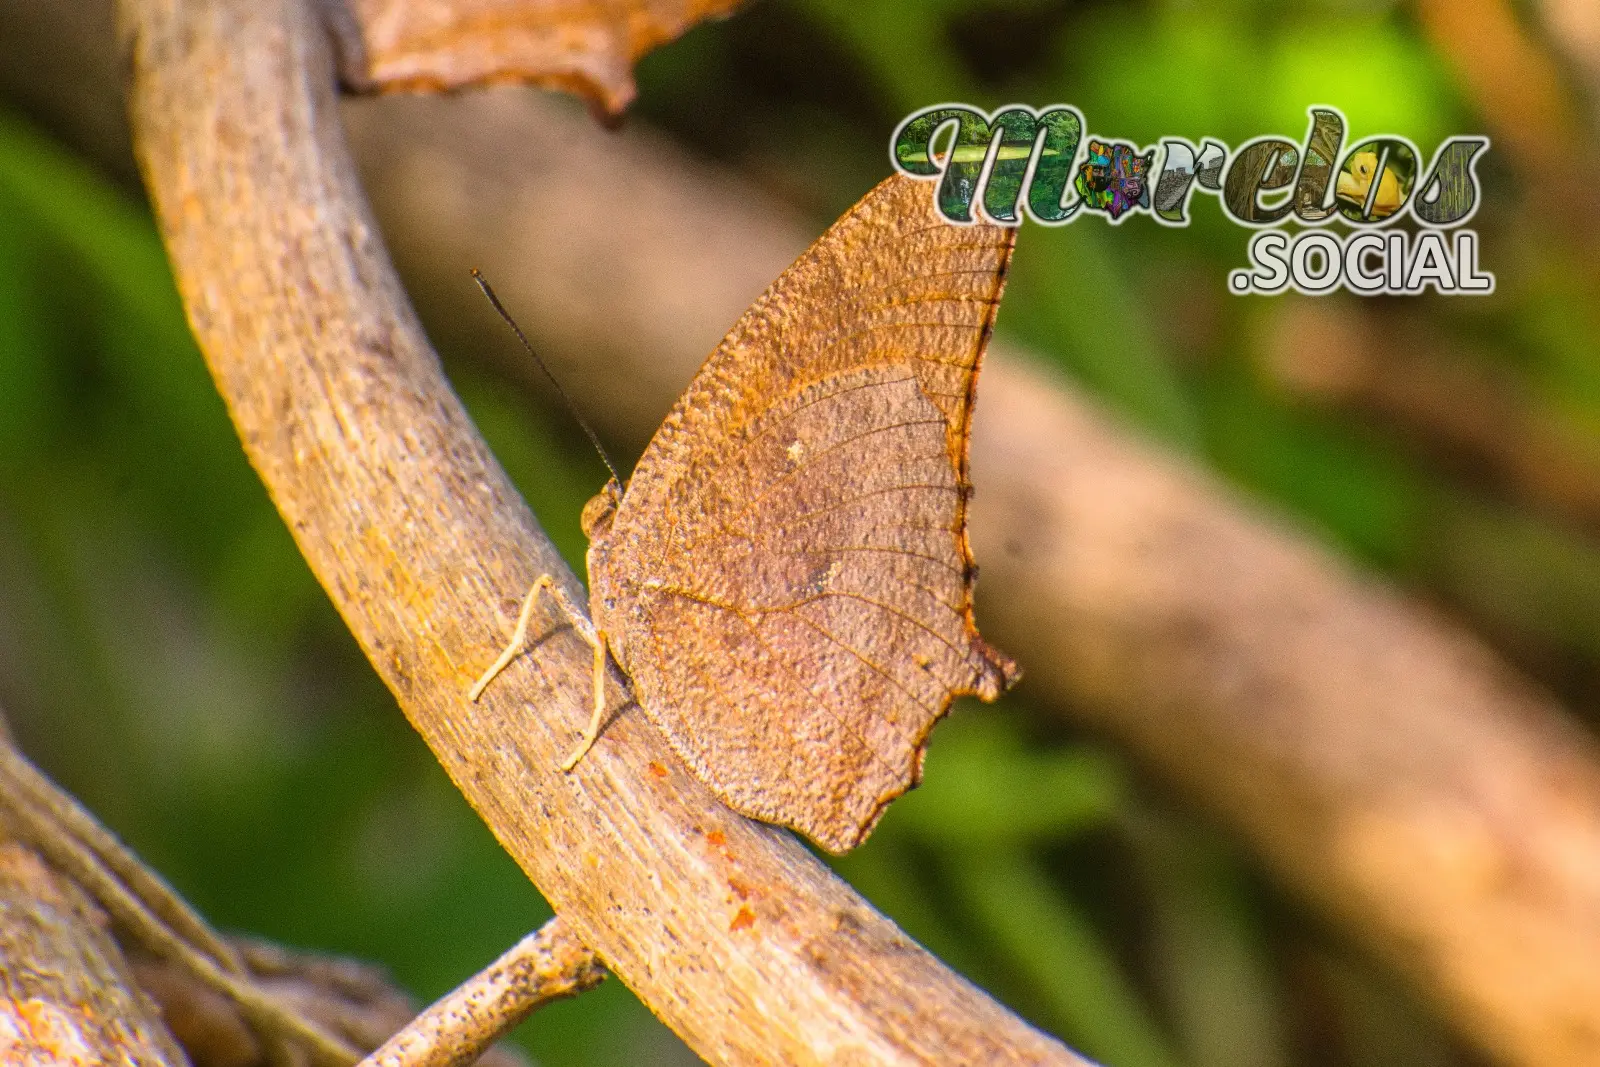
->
[[0, 839, 187, 1066], [341, 90, 1600, 1067], [118, 0, 1081, 1063]]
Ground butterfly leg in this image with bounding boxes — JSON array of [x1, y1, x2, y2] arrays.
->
[[469, 576, 614, 770], [560, 631, 610, 772], [468, 574, 572, 701]]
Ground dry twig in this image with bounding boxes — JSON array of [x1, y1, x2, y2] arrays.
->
[[358, 918, 603, 1067]]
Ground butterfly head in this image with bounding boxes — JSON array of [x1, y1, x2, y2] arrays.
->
[[581, 478, 624, 541]]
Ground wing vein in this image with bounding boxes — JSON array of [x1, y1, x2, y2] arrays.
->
[[790, 589, 974, 665], [698, 420, 950, 544], [655, 372, 928, 563]]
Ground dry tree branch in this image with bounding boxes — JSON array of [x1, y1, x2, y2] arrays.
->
[[338, 90, 1600, 1067], [0, 803, 540, 1067], [117, 0, 1084, 1063], [0, 839, 187, 1066], [359, 918, 604, 1067], [0, 775, 190, 1067]]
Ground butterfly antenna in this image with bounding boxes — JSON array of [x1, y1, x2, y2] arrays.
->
[[471, 268, 623, 486]]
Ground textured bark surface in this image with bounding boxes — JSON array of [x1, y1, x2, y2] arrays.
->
[[361, 918, 603, 1067], [118, 0, 1082, 1063], [0, 841, 188, 1066]]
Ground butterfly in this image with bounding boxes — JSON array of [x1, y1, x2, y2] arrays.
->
[[470, 173, 1019, 852]]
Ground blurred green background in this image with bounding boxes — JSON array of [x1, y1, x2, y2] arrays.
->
[[3, 0, 1598, 1064]]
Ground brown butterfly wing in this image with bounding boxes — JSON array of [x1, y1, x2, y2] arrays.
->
[[587, 174, 1018, 852]]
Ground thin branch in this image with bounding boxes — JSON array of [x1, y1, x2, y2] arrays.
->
[[359, 918, 604, 1067], [0, 743, 242, 974], [117, 0, 1085, 1063]]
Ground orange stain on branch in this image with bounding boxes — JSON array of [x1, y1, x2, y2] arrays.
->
[[0, 1000, 99, 1067]]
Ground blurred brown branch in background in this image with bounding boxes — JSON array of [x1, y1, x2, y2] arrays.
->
[[1259, 298, 1600, 537], [342, 85, 1600, 1067], [1416, 0, 1600, 287], [112, 0, 1086, 1062], [1535, 0, 1600, 130], [1414, 0, 1588, 189]]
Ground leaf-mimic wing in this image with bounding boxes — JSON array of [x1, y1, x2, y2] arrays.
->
[[589, 175, 1017, 851]]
